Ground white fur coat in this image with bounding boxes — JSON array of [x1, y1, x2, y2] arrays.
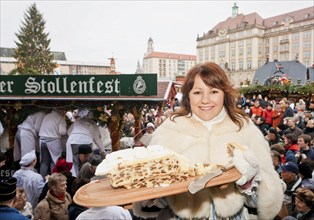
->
[[147, 114, 284, 219]]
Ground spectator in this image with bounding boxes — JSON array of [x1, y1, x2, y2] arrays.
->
[[267, 127, 284, 146], [283, 187, 314, 220], [77, 155, 102, 180], [294, 114, 306, 131], [284, 133, 300, 153], [134, 122, 155, 147], [303, 119, 314, 139], [34, 173, 72, 220], [273, 104, 284, 129], [13, 150, 45, 208], [285, 117, 304, 138], [281, 162, 303, 215], [250, 100, 263, 117], [298, 162, 314, 191], [271, 150, 283, 175], [254, 116, 268, 136], [68, 178, 90, 220], [263, 103, 274, 129], [38, 157, 75, 202], [277, 123, 289, 137], [13, 188, 33, 219], [282, 100, 295, 121], [77, 145, 93, 174], [39, 109, 67, 178], [297, 134, 314, 161], [0, 177, 29, 220]]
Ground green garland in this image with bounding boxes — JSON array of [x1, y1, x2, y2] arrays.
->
[[239, 84, 314, 97]]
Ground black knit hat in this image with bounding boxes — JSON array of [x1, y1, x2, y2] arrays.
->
[[299, 162, 313, 179], [0, 177, 17, 202], [78, 145, 92, 154]]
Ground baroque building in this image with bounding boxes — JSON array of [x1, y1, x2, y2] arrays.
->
[[196, 3, 314, 87], [139, 37, 197, 80]]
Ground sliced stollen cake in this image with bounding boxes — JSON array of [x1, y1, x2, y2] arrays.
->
[[95, 145, 217, 189]]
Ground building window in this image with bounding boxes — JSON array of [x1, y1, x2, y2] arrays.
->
[[231, 61, 236, 71], [303, 31, 311, 38], [247, 47, 251, 55], [292, 33, 299, 40], [274, 45, 278, 52], [280, 53, 288, 60], [246, 39, 252, 45], [265, 47, 269, 54], [292, 42, 299, 49], [239, 60, 243, 70], [303, 51, 310, 58], [265, 38, 270, 44], [239, 48, 243, 56], [247, 59, 252, 69], [231, 49, 236, 57], [303, 41, 311, 48], [273, 37, 278, 43], [219, 50, 225, 57], [211, 48, 215, 60]]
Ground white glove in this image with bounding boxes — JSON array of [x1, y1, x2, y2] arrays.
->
[[233, 148, 260, 187]]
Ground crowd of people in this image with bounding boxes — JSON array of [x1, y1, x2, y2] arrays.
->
[[0, 108, 133, 219], [0, 61, 314, 219]]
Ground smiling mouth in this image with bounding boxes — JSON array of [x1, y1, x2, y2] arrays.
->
[[199, 106, 214, 110]]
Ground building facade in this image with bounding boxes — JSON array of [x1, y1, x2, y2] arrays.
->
[[139, 37, 197, 80], [196, 4, 314, 87], [0, 47, 112, 75]]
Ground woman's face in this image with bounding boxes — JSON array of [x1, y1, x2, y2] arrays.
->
[[52, 180, 67, 196], [189, 75, 224, 121], [295, 197, 310, 213]]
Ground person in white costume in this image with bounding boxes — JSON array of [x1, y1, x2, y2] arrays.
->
[[14, 111, 46, 162], [66, 110, 106, 177], [38, 109, 67, 178]]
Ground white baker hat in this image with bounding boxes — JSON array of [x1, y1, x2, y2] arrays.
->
[[19, 150, 36, 167]]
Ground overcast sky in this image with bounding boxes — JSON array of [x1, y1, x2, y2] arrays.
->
[[1, 0, 313, 74]]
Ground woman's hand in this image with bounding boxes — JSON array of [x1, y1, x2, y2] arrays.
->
[[232, 147, 260, 187]]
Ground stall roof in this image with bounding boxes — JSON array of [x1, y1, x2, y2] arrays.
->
[[0, 80, 175, 102]]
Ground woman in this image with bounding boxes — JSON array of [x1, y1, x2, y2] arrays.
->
[[283, 187, 314, 220], [134, 62, 284, 219], [33, 173, 72, 220]]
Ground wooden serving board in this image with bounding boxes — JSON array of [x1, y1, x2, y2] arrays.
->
[[74, 167, 241, 207]]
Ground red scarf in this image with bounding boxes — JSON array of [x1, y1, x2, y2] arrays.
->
[[49, 190, 65, 201]]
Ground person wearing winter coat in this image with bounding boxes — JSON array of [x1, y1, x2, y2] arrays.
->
[[33, 173, 72, 220], [132, 62, 284, 219], [13, 150, 45, 209]]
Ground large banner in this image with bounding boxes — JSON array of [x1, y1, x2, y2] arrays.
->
[[0, 74, 157, 98]]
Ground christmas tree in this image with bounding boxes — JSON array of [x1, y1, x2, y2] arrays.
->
[[10, 3, 56, 75]]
